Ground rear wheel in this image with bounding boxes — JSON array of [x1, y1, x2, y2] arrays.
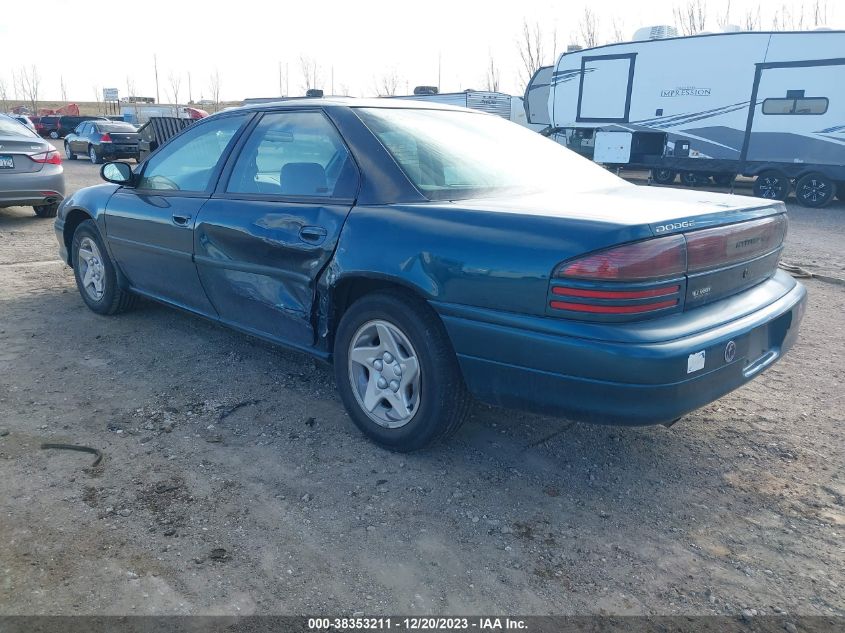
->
[[712, 173, 735, 187], [753, 171, 791, 201], [651, 168, 677, 185], [334, 290, 470, 452], [794, 173, 837, 208], [681, 171, 707, 187], [88, 146, 102, 164], [64, 143, 76, 160], [33, 203, 59, 218], [49, 130, 59, 139], [71, 220, 136, 315]]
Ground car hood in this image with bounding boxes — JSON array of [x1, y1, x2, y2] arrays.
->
[[448, 184, 785, 236]]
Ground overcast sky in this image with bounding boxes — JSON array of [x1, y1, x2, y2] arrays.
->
[[1, 0, 841, 103]]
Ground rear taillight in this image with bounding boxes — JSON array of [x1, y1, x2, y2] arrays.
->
[[29, 150, 62, 165], [100, 133, 112, 142], [686, 215, 787, 272], [554, 235, 687, 281]]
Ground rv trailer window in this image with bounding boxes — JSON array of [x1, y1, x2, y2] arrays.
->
[[762, 97, 828, 115]]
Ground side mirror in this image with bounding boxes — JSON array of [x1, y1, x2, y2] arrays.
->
[[101, 161, 134, 185]]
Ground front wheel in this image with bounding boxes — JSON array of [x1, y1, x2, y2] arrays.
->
[[334, 290, 471, 451], [795, 173, 837, 208], [65, 143, 77, 160], [71, 220, 137, 315]]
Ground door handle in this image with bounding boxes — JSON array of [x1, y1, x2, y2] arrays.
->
[[299, 225, 328, 244], [172, 213, 192, 226]]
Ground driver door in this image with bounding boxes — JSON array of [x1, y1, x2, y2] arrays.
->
[[104, 112, 252, 315]]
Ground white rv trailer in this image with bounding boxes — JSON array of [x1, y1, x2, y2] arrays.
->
[[387, 90, 542, 130], [537, 30, 845, 207]]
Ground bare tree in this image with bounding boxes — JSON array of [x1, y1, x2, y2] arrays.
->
[[299, 56, 321, 93], [743, 4, 761, 29], [59, 76, 67, 102], [812, 0, 828, 25], [168, 72, 182, 114], [0, 78, 8, 112], [673, 0, 708, 35], [19, 65, 40, 114], [610, 18, 627, 43], [208, 69, 221, 112], [772, 3, 806, 30], [484, 55, 500, 92], [517, 20, 545, 90], [716, 0, 731, 28], [92, 85, 102, 116], [579, 7, 600, 48], [126, 77, 139, 119], [375, 68, 400, 96]]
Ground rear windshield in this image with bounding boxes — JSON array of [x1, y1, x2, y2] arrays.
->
[[97, 122, 137, 132], [0, 118, 36, 137], [356, 107, 622, 200]]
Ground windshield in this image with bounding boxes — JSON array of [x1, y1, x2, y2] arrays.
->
[[356, 107, 623, 200], [0, 117, 36, 137]]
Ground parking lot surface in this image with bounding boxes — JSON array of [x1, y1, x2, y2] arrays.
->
[[1, 146, 843, 616]]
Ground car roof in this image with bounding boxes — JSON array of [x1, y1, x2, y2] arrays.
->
[[230, 97, 478, 115]]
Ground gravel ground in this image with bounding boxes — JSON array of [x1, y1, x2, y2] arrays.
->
[[1, 148, 843, 616]]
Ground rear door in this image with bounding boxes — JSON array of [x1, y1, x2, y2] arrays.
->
[[194, 109, 359, 347], [744, 60, 844, 165], [104, 112, 252, 314], [576, 53, 637, 123]]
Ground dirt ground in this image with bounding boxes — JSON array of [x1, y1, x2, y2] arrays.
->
[[1, 147, 843, 617]]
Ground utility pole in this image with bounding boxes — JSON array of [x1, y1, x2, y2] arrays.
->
[[437, 52, 441, 92], [153, 54, 160, 104], [188, 71, 193, 103], [279, 61, 283, 96], [286, 62, 289, 97]]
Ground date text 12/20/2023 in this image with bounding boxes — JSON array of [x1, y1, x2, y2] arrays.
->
[[307, 617, 528, 630]]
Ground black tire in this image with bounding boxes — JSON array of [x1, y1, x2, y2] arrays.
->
[[753, 170, 791, 201], [71, 219, 136, 315], [88, 145, 102, 165], [794, 173, 837, 208], [712, 173, 735, 187], [333, 290, 471, 452], [651, 168, 677, 185], [681, 171, 707, 187], [33, 203, 59, 218], [65, 143, 77, 160]]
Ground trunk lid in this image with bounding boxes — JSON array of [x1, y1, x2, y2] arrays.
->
[[0, 136, 52, 173]]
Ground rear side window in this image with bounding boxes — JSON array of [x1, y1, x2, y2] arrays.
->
[[226, 111, 358, 199], [138, 114, 249, 192], [762, 97, 828, 115]]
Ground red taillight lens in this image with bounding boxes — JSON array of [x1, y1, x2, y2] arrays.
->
[[686, 216, 787, 272], [554, 235, 687, 281], [29, 150, 62, 165], [100, 133, 112, 142]]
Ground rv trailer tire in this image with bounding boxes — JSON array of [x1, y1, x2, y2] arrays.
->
[[712, 174, 735, 187], [681, 172, 707, 187], [752, 171, 790, 202], [795, 173, 837, 208], [651, 168, 677, 185]]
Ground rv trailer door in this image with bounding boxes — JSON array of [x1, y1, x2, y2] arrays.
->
[[745, 60, 844, 167]]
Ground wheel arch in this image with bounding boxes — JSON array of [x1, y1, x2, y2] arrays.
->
[[62, 208, 95, 263], [320, 273, 443, 361]]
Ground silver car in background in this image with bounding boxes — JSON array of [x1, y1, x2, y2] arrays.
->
[[0, 114, 65, 217]]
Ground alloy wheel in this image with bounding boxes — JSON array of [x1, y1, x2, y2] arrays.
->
[[77, 237, 106, 301], [347, 319, 421, 428]]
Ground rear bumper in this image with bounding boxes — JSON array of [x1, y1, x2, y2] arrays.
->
[[0, 167, 65, 208], [101, 144, 139, 159], [435, 272, 807, 425]]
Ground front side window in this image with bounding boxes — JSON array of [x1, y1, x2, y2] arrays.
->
[[762, 97, 828, 115], [357, 107, 622, 200], [138, 114, 248, 192], [226, 111, 357, 198]]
